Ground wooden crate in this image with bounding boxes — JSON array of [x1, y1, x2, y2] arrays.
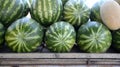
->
[[0, 45, 120, 66], [0, 53, 120, 65]]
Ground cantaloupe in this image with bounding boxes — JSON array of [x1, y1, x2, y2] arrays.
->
[[100, 0, 120, 30]]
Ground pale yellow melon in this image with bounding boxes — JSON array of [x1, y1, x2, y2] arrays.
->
[[100, 0, 120, 30]]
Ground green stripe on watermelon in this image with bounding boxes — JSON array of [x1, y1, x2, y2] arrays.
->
[[30, 0, 63, 27], [5, 17, 43, 53], [45, 21, 76, 52], [0, 0, 25, 27], [63, 0, 90, 29], [77, 21, 112, 53]]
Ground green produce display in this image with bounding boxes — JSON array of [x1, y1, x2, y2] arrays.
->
[[77, 21, 112, 53], [0, 0, 25, 26], [5, 17, 43, 52], [0, 0, 118, 53], [45, 21, 76, 52], [30, 0, 63, 27], [63, 0, 90, 29]]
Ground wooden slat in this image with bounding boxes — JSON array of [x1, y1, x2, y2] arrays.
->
[[0, 53, 120, 65], [89, 59, 120, 65], [0, 59, 87, 65], [0, 53, 120, 59], [0, 58, 120, 65], [18, 65, 120, 67]]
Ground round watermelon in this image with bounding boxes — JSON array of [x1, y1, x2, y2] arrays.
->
[[5, 17, 43, 53], [0, 0, 25, 26], [45, 21, 76, 52], [30, 0, 63, 27], [90, 0, 106, 22], [112, 30, 120, 52], [0, 23, 5, 47], [63, 0, 90, 29], [77, 21, 112, 53]]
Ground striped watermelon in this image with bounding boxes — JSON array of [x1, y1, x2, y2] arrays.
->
[[90, 0, 106, 22], [112, 30, 120, 52], [0, 0, 25, 26], [77, 21, 112, 53], [63, 0, 90, 29], [30, 0, 63, 27], [0, 23, 5, 47], [45, 21, 76, 52], [28, 0, 33, 8], [5, 17, 43, 53]]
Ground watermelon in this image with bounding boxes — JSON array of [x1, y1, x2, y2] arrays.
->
[[30, 0, 63, 27], [22, 0, 34, 16], [63, 0, 90, 29], [112, 30, 120, 52], [5, 17, 43, 53], [22, 0, 30, 16], [45, 21, 76, 52], [77, 21, 112, 53], [28, 0, 33, 8], [90, 0, 106, 22], [0, 23, 5, 47], [62, 0, 68, 5], [0, 0, 25, 26]]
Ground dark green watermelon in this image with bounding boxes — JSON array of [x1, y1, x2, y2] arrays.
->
[[77, 21, 112, 53], [90, 0, 106, 22], [63, 0, 90, 29], [30, 0, 63, 27], [0, 23, 5, 47], [112, 30, 120, 52], [5, 17, 43, 53], [22, 0, 30, 16], [62, 0, 68, 5], [45, 21, 76, 52], [22, 0, 33, 16], [0, 0, 25, 26]]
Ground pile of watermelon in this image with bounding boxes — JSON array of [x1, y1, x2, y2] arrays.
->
[[0, 0, 119, 53]]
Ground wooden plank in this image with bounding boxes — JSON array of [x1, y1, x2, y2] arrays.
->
[[89, 59, 120, 65], [0, 53, 120, 59], [0, 66, 11, 67], [0, 53, 120, 65], [0, 59, 87, 65], [18, 65, 120, 67], [0, 58, 120, 65]]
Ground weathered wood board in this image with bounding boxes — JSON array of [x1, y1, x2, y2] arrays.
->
[[0, 45, 120, 66]]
